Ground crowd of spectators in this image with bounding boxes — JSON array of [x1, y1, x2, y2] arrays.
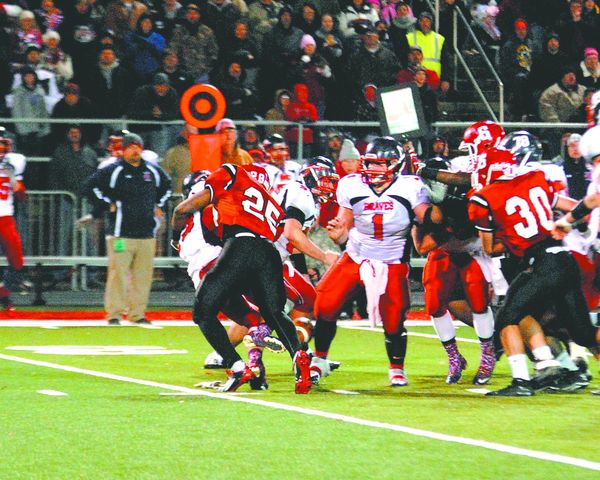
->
[[0, 0, 599, 162]]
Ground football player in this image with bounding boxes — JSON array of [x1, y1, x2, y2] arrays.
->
[[0, 127, 28, 310], [262, 134, 301, 193], [173, 162, 312, 393], [313, 137, 441, 387], [468, 146, 600, 396]]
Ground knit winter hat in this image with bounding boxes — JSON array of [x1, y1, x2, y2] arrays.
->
[[300, 34, 316, 49], [339, 139, 360, 161]]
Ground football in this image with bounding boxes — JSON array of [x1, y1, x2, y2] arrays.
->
[[294, 317, 314, 343]]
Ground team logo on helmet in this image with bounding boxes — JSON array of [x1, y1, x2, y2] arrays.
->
[[359, 136, 405, 185], [498, 130, 543, 167], [460, 120, 506, 173], [300, 156, 339, 203]]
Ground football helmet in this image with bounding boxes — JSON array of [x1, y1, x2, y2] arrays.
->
[[182, 169, 211, 198], [360, 136, 405, 185], [262, 134, 290, 166], [0, 126, 13, 160], [300, 156, 339, 203], [498, 130, 543, 167], [106, 129, 130, 157], [471, 147, 516, 191], [459, 120, 505, 171]]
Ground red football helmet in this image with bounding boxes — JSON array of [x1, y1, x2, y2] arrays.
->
[[0, 127, 13, 160], [460, 120, 506, 171], [471, 147, 516, 191]]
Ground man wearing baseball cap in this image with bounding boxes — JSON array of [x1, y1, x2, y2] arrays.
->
[[84, 130, 171, 326], [215, 118, 254, 166]]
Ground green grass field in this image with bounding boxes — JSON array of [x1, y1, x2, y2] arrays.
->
[[1, 323, 598, 479]]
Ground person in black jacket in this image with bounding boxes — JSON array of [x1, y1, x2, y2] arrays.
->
[[84, 132, 172, 325]]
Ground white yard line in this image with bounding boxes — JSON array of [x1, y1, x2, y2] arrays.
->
[[1, 353, 598, 472], [341, 324, 479, 343]]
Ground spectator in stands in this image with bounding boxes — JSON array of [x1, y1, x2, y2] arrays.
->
[[284, 82, 319, 157], [324, 130, 343, 161], [11, 68, 49, 155], [312, 0, 341, 17], [396, 45, 440, 90], [287, 34, 333, 118], [40, 30, 73, 90], [347, 24, 400, 97], [375, 20, 394, 52], [406, 11, 451, 96], [430, 134, 449, 159], [0, 13, 13, 116], [34, 0, 63, 34], [104, 0, 148, 39], [264, 88, 291, 137], [212, 55, 258, 120], [499, 18, 534, 120], [413, 65, 437, 131], [314, 13, 345, 118], [161, 135, 191, 195], [84, 132, 171, 326], [123, 14, 166, 84], [337, 0, 379, 39], [295, 2, 321, 37], [16, 11, 42, 57], [154, 0, 186, 42], [247, 0, 283, 49], [353, 82, 379, 123], [203, 0, 245, 50], [557, 133, 589, 199], [169, 3, 219, 83], [389, 1, 416, 59], [529, 31, 570, 103], [222, 19, 260, 89], [215, 117, 254, 165], [539, 65, 586, 155], [557, 0, 596, 61], [259, 5, 304, 111], [76, 45, 133, 121], [50, 83, 95, 146], [577, 47, 600, 89], [583, 0, 600, 28], [314, 13, 343, 64], [49, 124, 98, 254], [60, 0, 103, 75], [159, 50, 193, 99], [240, 125, 261, 151], [438, 0, 470, 54], [129, 72, 179, 157]]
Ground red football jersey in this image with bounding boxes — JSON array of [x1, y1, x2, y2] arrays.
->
[[205, 164, 284, 242], [468, 170, 558, 257]]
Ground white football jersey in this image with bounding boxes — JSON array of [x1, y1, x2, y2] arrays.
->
[[448, 155, 471, 173], [337, 173, 430, 263], [178, 181, 222, 289], [516, 161, 568, 193], [274, 180, 317, 261], [563, 180, 600, 256], [272, 160, 301, 193], [0, 153, 26, 217]]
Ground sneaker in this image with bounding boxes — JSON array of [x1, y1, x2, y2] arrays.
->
[[204, 351, 225, 369], [473, 346, 496, 385], [309, 356, 332, 385], [133, 318, 151, 325], [486, 378, 535, 396], [294, 350, 312, 394], [446, 354, 467, 384], [531, 365, 564, 391], [546, 369, 589, 393], [218, 363, 256, 392], [108, 318, 121, 326], [389, 368, 408, 387], [243, 324, 286, 353]]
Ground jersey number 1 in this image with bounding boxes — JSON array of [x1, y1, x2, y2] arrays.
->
[[372, 213, 384, 240]]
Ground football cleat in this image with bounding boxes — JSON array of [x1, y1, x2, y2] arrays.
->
[[248, 349, 268, 390], [218, 363, 256, 392], [204, 351, 225, 369], [309, 356, 332, 385], [294, 350, 312, 394], [389, 368, 408, 387], [446, 354, 467, 384], [574, 357, 592, 382], [473, 351, 496, 385], [243, 324, 286, 353], [486, 378, 535, 396], [545, 369, 589, 393], [530, 365, 564, 392]]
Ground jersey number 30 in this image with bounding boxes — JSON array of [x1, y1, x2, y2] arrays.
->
[[505, 186, 553, 239], [241, 186, 279, 235]]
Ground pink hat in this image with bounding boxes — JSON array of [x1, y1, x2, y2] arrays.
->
[[584, 47, 599, 58], [215, 118, 236, 132], [300, 34, 316, 49]]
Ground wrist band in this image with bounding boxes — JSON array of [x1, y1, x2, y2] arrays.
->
[[571, 200, 592, 222]]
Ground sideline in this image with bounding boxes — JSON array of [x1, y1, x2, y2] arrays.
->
[[0, 353, 598, 472]]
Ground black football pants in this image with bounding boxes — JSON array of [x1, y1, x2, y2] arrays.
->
[[193, 235, 301, 368]]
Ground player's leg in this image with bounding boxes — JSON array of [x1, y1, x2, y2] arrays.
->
[[379, 263, 411, 387]]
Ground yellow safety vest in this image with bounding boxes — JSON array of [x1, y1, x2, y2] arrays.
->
[[406, 30, 444, 77]]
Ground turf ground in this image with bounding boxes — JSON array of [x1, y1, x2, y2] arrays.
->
[[1, 321, 598, 479]]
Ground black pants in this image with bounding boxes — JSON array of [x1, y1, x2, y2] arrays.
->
[[497, 249, 598, 349], [193, 235, 300, 368]]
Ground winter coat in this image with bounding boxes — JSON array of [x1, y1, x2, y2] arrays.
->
[[538, 81, 586, 123]]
